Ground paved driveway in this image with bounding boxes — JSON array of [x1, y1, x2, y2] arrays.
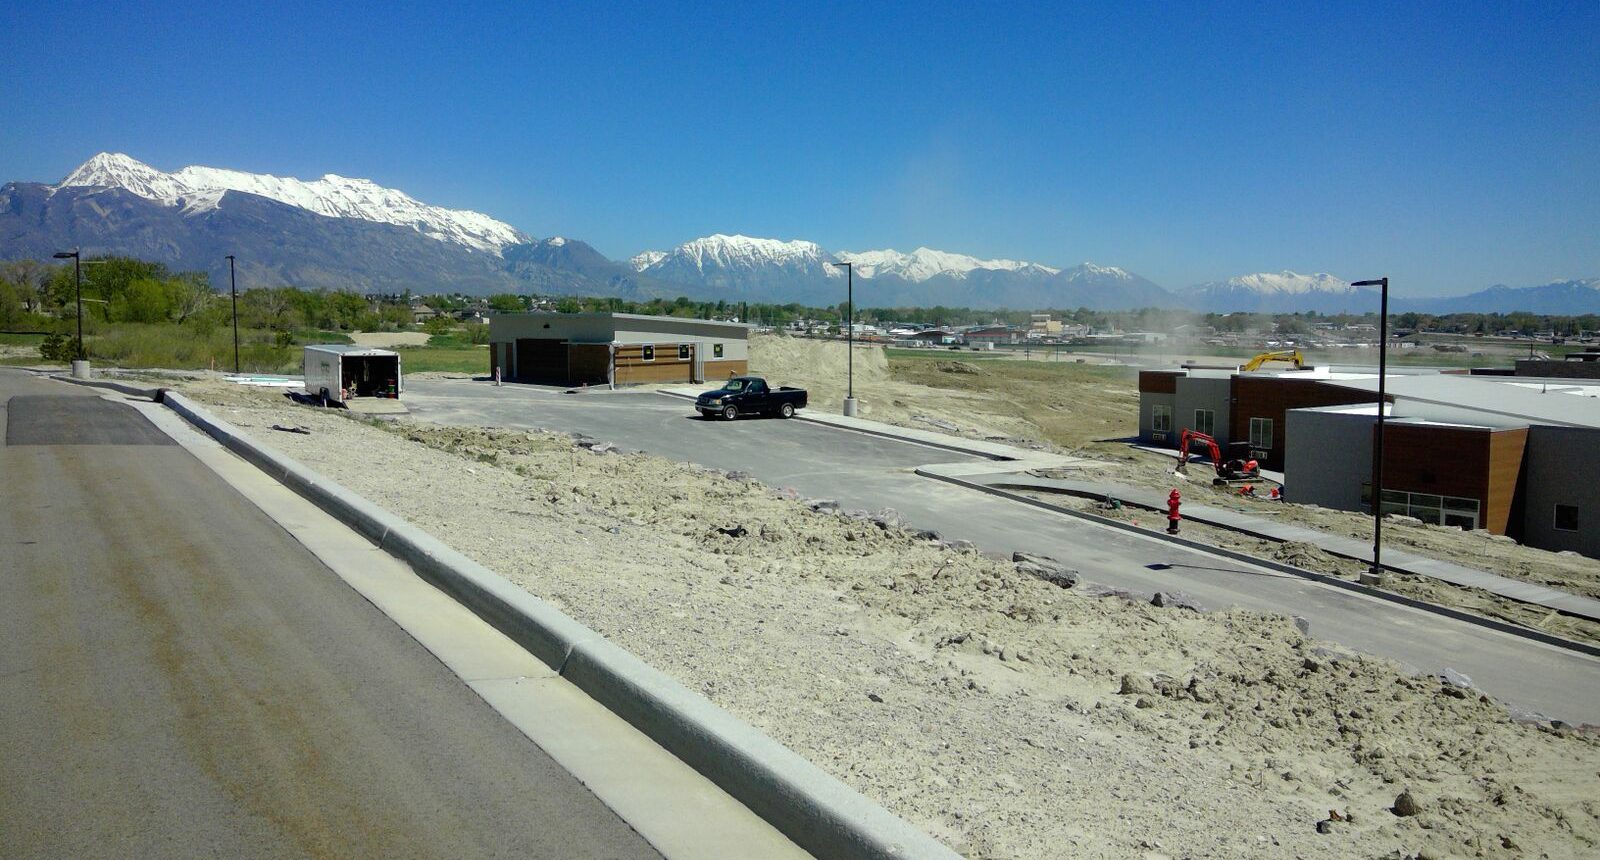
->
[[402, 377, 1600, 724], [0, 370, 661, 859]]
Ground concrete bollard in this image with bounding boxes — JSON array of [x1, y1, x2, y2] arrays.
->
[[70, 360, 91, 379], [842, 397, 859, 417]]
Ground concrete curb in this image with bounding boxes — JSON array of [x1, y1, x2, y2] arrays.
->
[[917, 466, 1600, 660], [161, 390, 963, 860], [45, 373, 163, 400]]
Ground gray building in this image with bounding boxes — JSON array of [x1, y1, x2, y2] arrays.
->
[[488, 313, 750, 386]]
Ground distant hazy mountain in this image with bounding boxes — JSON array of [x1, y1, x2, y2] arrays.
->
[[1185, 271, 1379, 314], [501, 237, 675, 298], [1397, 279, 1600, 315]]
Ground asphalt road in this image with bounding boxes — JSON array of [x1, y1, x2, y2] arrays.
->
[[403, 377, 1600, 724], [0, 369, 660, 859]]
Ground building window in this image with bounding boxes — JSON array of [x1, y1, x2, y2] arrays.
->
[[678, 343, 690, 360], [641, 345, 655, 362], [713, 343, 724, 358], [1151, 404, 1172, 433], [1376, 489, 1481, 529], [1554, 504, 1580, 532], [1249, 417, 1273, 449], [1192, 409, 1215, 437]]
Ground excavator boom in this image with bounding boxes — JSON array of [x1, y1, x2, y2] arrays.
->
[[1241, 349, 1306, 372]]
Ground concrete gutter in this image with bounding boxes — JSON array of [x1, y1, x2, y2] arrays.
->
[[46, 373, 163, 400], [158, 390, 963, 860], [915, 464, 1600, 660]]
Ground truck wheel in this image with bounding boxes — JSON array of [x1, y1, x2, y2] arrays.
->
[[722, 405, 737, 421], [778, 402, 795, 419]]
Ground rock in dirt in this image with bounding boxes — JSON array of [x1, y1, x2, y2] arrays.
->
[[716, 525, 749, 538], [1439, 668, 1476, 691], [945, 539, 977, 552], [1119, 674, 1153, 695], [934, 360, 981, 374], [804, 498, 841, 513], [271, 424, 311, 434], [1079, 583, 1139, 603], [1151, 591, 1205, 611], [1392, 790, 1421, 817], [1013, 552, 1079, 589], [1315, 819, 1333, 834]]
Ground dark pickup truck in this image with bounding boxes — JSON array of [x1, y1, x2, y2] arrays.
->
[[695, 376, 808, 420]]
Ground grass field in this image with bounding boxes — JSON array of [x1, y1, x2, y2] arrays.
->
[[0, 323, 490, 375]]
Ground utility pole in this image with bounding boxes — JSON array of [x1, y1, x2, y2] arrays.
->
[[226, 255, 240, 373], [1352, 277, 1390, 586]]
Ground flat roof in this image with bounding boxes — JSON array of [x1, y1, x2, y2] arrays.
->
[[304, 344, 399, 356], [496, 311, 752, 332], [1323, 374, 1600, 429]]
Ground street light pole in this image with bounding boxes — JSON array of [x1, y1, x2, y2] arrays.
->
[[51, 249, 84, 371], [1352, 277, 1390, 585], [829, 261, 857, 416], [226, 255, 240, 373]]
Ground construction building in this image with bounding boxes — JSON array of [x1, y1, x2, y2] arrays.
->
[[1139, 363, 1600, 556], [488, 313, 750, 387]]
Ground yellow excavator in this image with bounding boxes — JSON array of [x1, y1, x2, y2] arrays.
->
[[1240, 349, 1307, 372]]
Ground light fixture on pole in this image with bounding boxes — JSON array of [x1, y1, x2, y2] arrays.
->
[[1351, 277, 1390, 586], [226, 255, 240, 373], [829, 261, 857, 416], [51, 249, 88, 377]]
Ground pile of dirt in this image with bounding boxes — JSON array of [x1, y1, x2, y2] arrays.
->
[[934, 360, 982, 374], [178, 380, 1600, 860]]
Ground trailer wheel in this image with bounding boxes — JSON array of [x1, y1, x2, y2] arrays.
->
[[722, 405, 738, 421], [778, 402, 795, 419], [319, 389, 330, 408]]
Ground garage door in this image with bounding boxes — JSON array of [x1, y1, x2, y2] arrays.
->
[[515, 338, 568, 384]]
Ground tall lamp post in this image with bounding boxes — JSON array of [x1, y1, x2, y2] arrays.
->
[[51, 249, 87, 377], [829, 261, 857, 416], [226, 255, 240, 373], [1352, 277, 1390, 586]]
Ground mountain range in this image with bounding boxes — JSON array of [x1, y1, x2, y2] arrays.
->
[[2, 153, 1595, 315]]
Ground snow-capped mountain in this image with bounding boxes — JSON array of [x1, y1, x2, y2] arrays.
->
[[57, 152, 528, 254], [835, 247, 1059, 280], [631, 234, 842, 301], [1186, 271, 1377, 313]]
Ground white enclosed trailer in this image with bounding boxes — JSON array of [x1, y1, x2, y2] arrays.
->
[[302, 344, 402, 406]]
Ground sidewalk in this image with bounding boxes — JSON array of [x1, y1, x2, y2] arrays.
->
[[945, 467, 1600, 623]]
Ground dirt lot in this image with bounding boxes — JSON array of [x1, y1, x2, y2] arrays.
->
[[750, 336, 1600, 624], [175, 377, 1600, 860]]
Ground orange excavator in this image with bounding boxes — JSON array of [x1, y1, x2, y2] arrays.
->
[[1175, 428, 1261, 484]]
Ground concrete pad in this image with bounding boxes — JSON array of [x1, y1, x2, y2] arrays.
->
[[472, 676, 810, 860]]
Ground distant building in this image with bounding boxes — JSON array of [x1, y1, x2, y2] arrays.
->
[[489, 312, 749, 386], [1138, 363, 1600, 555], [1515, 351, 1600, 379], [1029, 314, 1064, 336], [964, 326, 1018, 346]]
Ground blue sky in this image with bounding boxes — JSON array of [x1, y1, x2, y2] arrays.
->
[[4, 0, 1596, 295]]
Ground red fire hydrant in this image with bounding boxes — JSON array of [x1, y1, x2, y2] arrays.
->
[[1166, 489, 1182, 535]]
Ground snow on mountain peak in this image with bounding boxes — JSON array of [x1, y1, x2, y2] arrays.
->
[[630, 250, 667, 272], [1195, 270, 1357, 295], [1063, 262, 1133, 281], [652, 234, 841, 276], [836, 246, 1059, 280], [56, 152, 527, 254]]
